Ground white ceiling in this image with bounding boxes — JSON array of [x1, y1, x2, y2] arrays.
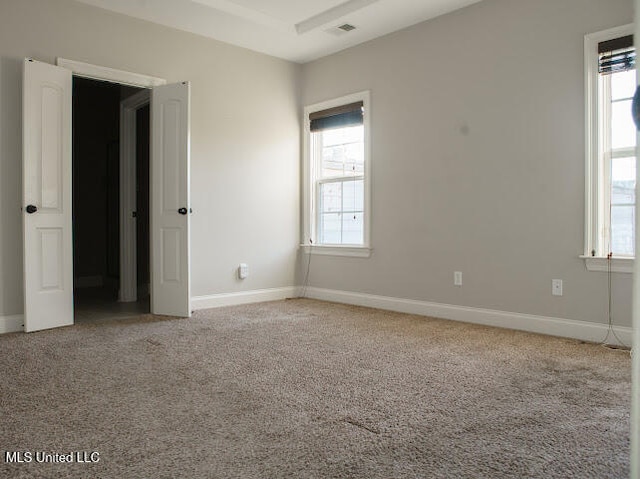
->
[[75, 0, 482, 63]]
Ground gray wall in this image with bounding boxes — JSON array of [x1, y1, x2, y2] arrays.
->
[[300, 0, 635, 327], [0, 0, 300, 316], [0, 0, 634, 330]]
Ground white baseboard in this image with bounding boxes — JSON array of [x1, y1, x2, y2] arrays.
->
[[302, 287, 633, 347], [191, 286, 298, 310], [0, 314, 24, 334], [3, 285, 631, 346]]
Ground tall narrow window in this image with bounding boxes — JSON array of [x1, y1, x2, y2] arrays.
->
[[303, 92, 371, 254], [585, 26, 636, 269], [600, 35, 636, 256]]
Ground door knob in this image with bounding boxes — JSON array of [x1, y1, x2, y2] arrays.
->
[[26, 205, 38, 214], [178, 207, 188, 215]]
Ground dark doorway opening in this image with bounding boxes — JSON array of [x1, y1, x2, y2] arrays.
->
[[71, 77, 150, 321]]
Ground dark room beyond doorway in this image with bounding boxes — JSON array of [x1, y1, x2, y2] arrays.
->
[[72, 77, 150, 321]]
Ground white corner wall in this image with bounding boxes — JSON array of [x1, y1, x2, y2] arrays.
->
[[300, 0, 635, 330], [0, 0, 300, 322]]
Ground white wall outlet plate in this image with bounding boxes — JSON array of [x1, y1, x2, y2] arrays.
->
[[552, 279, 563, 296], [238, 263, 248, 280], [454, 271, 462, 286]]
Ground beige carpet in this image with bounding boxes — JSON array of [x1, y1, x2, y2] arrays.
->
[[0, 299, 631, 478]]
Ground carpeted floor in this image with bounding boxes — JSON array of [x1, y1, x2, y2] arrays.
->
[[0, 299, 631, 478]]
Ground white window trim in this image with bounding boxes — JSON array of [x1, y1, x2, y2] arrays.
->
[[302, 91, 371, 257], [299, 244, 372, 258], [583, 24, 634, 273], [581, 255, 634, 273]]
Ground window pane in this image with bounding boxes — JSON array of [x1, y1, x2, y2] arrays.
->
[[318, 180, 364, 245], [342, 212, 364, 245], [611, 69, 636, 101], [322, 144, 363, 177], [312, 116, 366, 247], [611, 99, 636, 149], [611, 156, 636, 205], [321, 125, 364, 179], [343, 142, 364, 177], [322, 145, 347, 177], [342, 179, 364, 212], [611, 205, 635, 256], [319, 213, 341, 244], [323, 126, 363, 147], [319, 182, 341, 213]]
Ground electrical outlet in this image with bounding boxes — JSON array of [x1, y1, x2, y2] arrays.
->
[[454, 271, 462, 286], [238, 263, 248, 280], [552, 279, 563, 296]]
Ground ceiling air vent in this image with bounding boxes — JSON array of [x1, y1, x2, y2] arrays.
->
[[325, 23, 357, 37], [338, 23, 356, 32]]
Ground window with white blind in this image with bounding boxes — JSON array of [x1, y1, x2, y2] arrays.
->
[[302, 92, 371, 256], [584, 26, 637, 272]]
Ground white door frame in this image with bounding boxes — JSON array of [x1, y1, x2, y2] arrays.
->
[[56, 58, 166, 89], [119, 89, 150, 302], [55, 58, 166, 304]]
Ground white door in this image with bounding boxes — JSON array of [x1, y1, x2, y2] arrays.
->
[[150, 82, 191, 317], [22, 59, 73, 332]]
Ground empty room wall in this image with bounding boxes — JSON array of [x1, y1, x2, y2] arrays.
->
[[0, 0, 300, 321], [300, 0, 634, 328]]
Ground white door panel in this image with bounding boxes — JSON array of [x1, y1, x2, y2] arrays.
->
[[151, 82, 190, 317], [23, 59, 73, 332]]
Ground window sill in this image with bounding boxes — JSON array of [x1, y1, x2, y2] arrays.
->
[[300, 244, 372, 258], [581, 255, 634, 273]]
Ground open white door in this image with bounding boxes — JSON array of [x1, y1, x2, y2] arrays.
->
[[150, 82, 191, 317], [23, 59, 73, 332]]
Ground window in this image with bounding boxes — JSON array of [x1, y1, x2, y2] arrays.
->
[[302, 92, 371, 256], [585, 26, 636, 272]]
